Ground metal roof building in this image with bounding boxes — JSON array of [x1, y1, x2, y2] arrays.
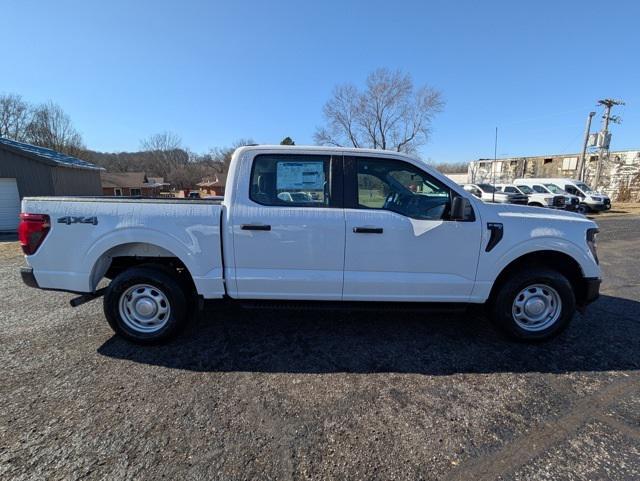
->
[[0, 137, 103, 231]]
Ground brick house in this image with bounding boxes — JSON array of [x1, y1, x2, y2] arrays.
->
[[101, 172, 168, 197], [197, 171, 228, 197]]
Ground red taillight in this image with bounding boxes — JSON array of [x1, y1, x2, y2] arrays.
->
[[18, 213, 51, 255]]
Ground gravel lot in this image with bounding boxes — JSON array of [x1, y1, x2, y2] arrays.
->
[[1, 216, 639, 481]]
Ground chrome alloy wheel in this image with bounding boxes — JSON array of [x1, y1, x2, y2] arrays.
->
[[511, 284, 562, 332], [118, 284, 171, 333]]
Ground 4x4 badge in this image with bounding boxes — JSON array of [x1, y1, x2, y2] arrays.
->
[[57, 216, 98, 226]]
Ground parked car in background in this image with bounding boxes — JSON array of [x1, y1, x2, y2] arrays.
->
[[19, 145, 601, 344], [513, 179, 581, 212], [494, 183, 565, 209], [530, 178, 611, 213], [462, 183, 528, 205]]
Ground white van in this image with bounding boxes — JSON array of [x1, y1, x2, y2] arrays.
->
[[544, 179, 611, 212]]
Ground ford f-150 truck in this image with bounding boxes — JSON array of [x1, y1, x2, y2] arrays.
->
[[19, 146, 601, 343], [461, 183, 529, 205], [493, 183, 565, 209]]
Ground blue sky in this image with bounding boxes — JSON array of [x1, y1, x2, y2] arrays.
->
[[2, 0, 638, 162]]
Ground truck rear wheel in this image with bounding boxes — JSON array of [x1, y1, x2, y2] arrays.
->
[[104, 266, 187, 344], [490, 268, 576, 341]]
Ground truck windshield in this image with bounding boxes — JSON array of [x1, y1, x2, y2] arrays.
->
[[544, 184, 566, 194], [515, 185, 533, 194], [575, 182, 594, 193], [477, 183, 497, 193]]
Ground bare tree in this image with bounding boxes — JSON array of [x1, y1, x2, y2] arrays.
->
[[140, 131, 182, 152], [0, 93, 31, 141], [314, 68, 444, 154], [25, 101, 85, 155], [209, 138, 255, 172], [140, 131, 189, 177]]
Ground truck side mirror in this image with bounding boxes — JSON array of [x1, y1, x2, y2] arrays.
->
[[451, 196, 468, 220]]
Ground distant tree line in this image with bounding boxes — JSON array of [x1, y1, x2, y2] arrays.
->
[[83, 134, 257, 189], [432, 161, 469, 173]]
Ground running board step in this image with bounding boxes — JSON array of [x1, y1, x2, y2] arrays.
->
[[237, 300, 469, 313]]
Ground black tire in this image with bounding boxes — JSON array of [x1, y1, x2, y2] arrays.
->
[[529, 202, 544, 207], [104, 266, 188, 344], [577, 204, 590, 214], [490, 267, 576, 341]]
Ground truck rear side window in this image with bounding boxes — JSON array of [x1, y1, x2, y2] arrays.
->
[[250, 154, 332, 207]]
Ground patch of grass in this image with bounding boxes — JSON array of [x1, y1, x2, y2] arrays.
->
[[358, 189, 385, 208]]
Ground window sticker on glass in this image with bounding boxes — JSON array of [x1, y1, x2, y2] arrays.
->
[[276, 162, 325, 190]]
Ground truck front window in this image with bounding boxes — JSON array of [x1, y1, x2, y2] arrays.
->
[[576, 182, 594, 193], [355, 157, 452, 221]]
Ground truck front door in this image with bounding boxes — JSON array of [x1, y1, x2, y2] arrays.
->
[[230, 152, 345, 300], [342, 155, 482, 301]]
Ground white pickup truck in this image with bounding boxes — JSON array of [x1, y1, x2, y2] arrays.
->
[[493, 183, 566, 209], [19, 146, 601, 343]]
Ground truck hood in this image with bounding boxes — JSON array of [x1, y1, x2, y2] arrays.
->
[[482, 202, 594, 224]]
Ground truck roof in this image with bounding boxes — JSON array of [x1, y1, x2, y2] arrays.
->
[[514, 178, 580, 183], [233, 144, 419, 162]]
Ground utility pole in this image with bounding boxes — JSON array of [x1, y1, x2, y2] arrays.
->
[[577, 111, 595, 181], [492, 126, 498, 203], [594, 98, 624, 188]]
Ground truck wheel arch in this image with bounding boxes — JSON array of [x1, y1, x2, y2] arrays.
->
[[88, 241, 196, 293], [488, 250, 587, 306]]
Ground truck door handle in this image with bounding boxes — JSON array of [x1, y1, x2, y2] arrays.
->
[[353, 226, 383, 234], [241, 224, 271, 231]]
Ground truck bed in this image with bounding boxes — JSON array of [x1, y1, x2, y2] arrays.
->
[[22, 196, 225, 297], [23, 196, 223, 204]]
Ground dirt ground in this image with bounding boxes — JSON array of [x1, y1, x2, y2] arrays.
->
[[1, 217, 638, 481], [590, 202, 640, 217]]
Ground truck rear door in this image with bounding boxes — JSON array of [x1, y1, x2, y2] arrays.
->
[[229, 152, 345, 300]]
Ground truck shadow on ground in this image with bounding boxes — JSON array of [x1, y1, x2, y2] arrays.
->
[[98, 294, 640, 375]]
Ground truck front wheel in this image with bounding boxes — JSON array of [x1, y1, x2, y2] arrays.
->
[[576, 204, 590, 214], [490, 268, 576, 341], [104, 266, 187, 344]]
